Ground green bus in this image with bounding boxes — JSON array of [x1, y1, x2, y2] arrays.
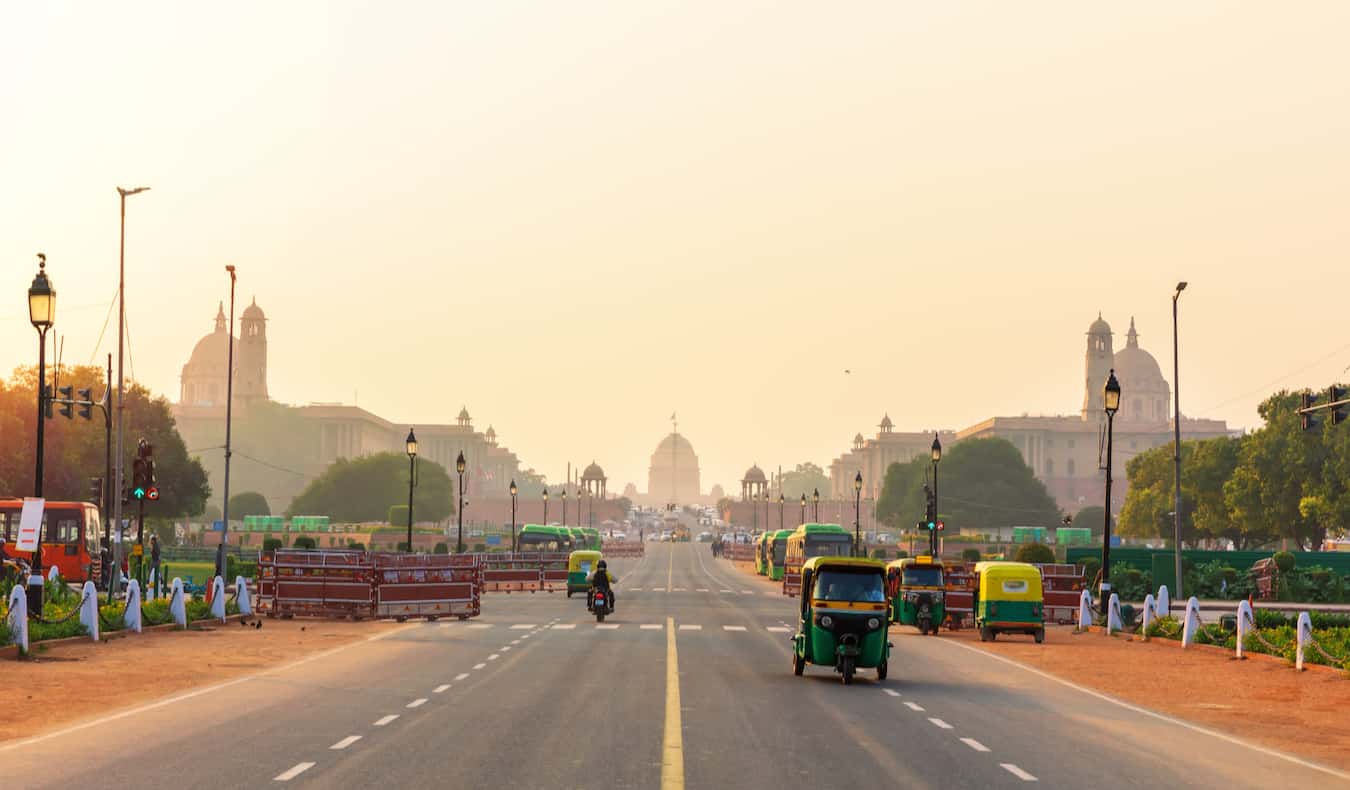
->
[[517, 525, 574, 552]]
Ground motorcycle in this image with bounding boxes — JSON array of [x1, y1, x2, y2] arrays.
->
[[589, 588, 613, 623]]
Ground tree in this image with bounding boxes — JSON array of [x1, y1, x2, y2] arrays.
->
[[228, 491, 271, 519], [1014, 542, 1056, 564], [1119, 436, 1241, 546], [778, 462, 830, 501], [287, 452, 453, 523], [1072, 506, 1106, 538], [875, 457, 927, 528]]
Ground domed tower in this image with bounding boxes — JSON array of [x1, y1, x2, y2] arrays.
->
[[180, 303, 230, 406], [235, 297, 269, 401], [1081, 314, 1114, 420], [1112, 317, 1171, 423]]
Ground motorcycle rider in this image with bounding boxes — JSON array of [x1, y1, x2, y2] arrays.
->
[[587, 559, 617, 613]]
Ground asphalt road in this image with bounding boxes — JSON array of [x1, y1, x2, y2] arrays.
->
[[1, 542, 1346, 788]]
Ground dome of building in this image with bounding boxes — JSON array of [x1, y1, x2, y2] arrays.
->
[[879, 414, 893, 432], [742, 464, 767, 483], [180, 303, 232, 406], [1088, 313, 1112, 335], [485, 425, 497, 444], [241, 297, 265, 321], [648, 432, 700, 504], [654, 433, 695, 455], [583, 461, 606, 480], [1111, 318, 1171, 423]]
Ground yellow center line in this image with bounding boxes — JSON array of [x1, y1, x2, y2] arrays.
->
[[666, 543, 674, 592], [662, 616, 685, 790]]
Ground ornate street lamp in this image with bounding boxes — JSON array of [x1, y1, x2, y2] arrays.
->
[[455, 451, 466, 553], [27, 254, 55, 615], [778, 493, 785, 531], [930, 434, 942, 555], [853, 471, 863, 557], [799, 493, 807, 525], [509, 479, 518, 552], [542, 487, 549, 526], [1101, 369, 1122, 617], [1170, 281, 1188, 604], [404, 429, 418, 552], [561, 487, 568, 527], [812, 488, 820, 523]]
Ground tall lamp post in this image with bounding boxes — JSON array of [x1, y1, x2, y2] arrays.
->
[[404, 429, 417, 552], [1101, 369, 1122, 617], [930, 435, 942, 556], [542, 488, 549, 526], [216, 265, 237, 582], [27, 254, 56, 615], [509, 480, 518, 552], [113, 185, 149, 598], [799, 493, 806, 525], [853, 472, 863, 557], [778, 493, 785, 531], [1170, 281, 1188, 604], [812, 488, 820, 523], [561, 488, 568, 528], [455, 451, 466, 553]]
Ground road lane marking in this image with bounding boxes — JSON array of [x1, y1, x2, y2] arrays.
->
[[904, 702, 924, 712], [928, 718, 953, 730], [488, 654, 500, 661], [943, 639, 1350, 784], [961, 738, 990, 752], [438, 623, 452, 628], [667, 546, 674, 592], [596, 624, 620, 630], [696, 588, 708, 592], [663, 617, 685, 790], [672, 587, 687, 592], [1001, 764, 1037, 782], [433, 684, 451, 693], [501, 646, 512, 651], [629, 587, 643, 591], [407, 698, 428, 708], [722, 625, 746, 632], [510, 624, 535, 629], [883, 689, 901, 697], [469, 623, 494, 629], [472, 663, 487, 669], [641, 624, 662, 630], [274, 762, 314, 782], [511, 639, 521, 644], [553, 624, 576, 630], [678, 624, 701, 631], [454, 673, 470, 681], [740, 590, 754, 594], [720, 589, 732, 593], [374, 715, 399, 726], [766, 626, 790, 633], [330, 735, 362, 750]]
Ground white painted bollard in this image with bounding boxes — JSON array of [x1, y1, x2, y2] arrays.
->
[[48, 565, 60, 583], [79, 581, 100, 642], [1107, 593, 1124, 634], [1156, 585, 1171, 618], [124, 579, 143, 633], [6, 586, 28, 654], [1296, 612, 1313, 671], [210, 576, 226, 622], [1181, 596, 1202, 647], [1235, 599, 1254, 659], [169, 578, 187, 627], [1077, 588, 1093, 631], [234, 576, 253, 616], [1141, 594, 1156, 637]]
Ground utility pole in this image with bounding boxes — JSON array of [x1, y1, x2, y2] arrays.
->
[[113, 185, 149, 596]]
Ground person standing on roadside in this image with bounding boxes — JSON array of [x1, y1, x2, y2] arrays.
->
[[149, 533, 162, 589]]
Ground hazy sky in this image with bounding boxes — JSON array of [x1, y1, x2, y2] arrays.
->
[[3, 2, 1348, 495]]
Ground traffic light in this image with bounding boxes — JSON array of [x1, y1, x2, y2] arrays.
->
[[58, 385, 74, 418], [132, 439, 156, 501], [132, 458, 148, 500], [77, 388, 93, 420], [146, 487, 160, 501], [935, 520, 945, 532], [1330, 385, 1347, 427], [89, 477, 104, 506], [1301, 392, 1320, 432]]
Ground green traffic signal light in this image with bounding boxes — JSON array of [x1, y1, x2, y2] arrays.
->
[[133, 486, 146, 500]]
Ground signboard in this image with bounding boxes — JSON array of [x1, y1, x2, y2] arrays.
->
[[486, 535, 501, 546], [212, 520, 225, 532], [15, 498, 44, 552], [132, 544, 144, 557]]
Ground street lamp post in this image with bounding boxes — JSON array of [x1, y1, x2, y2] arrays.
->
[[543, 488, 549, 526], [853, 472, 863, 557], [1101, 369, 1122, 617], [561, 488, 568, 527], [217, 265, 237, 582], [509, 480, 518, 552], [799, 493, 806, 525], [812, 488, 820, 523], [27, 254, 56, 615], [778, 493, 785, 531], [405, 429, 417, 553], [931, 435, 942, 556], [112, 186, 148, 599], [1170, 281, 1188, 605], [455, 451, 466, 553]]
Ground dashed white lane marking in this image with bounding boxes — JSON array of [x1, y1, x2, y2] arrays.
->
[[766, 626, 790, 633], [374, 715, 399, 727], [961, 738, 990, 752], [330, 735, 362, 750], [722, 625, 746, 632], [472, 663, 487, 670], [1001, 764, 1037, 782], [407, 698, 428, 708], [740, 590, 754, 595], [469, 623, 494, 629], [510, 624, 535, 629], [883, 689, 901, 698], [640, 624, 662, 630], [696, 588, 709, 592], [433, 684, 451, 693], [928, 718, 953, 730], [274, 762, 315, 781], [501, 646, 512, 651], [904, 702, 924, 712], [720, 589, 733, 594], [629, 587, 643, 591], [455, 673, 470, 681], [678, 624, 702, 631], [438, 623, 452, 629], [511, 639, 521, 644], [596, 624, 620, 630], [672, 587, 687, 592], [487, 654, 500, 661], [552, 624, 576, 630]]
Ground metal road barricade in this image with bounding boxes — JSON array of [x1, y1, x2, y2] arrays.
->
[[726, 543, 755, 562], [374, 553, 481, 620], [479, 552, 570, 593], [783, 562, 802, 598], [257, 549, 375, 619], [1038, 563, 1086, 624], [943, 563, 975, 629], [600, 541, 644, 558]]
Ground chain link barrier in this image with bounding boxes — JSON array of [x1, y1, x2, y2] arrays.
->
[[31, 591, 91, 626], [1305, 633, 1350, 670]]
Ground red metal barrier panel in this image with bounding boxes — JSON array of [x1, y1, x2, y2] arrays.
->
[[373, 553, 482, 620], [601, 542, 644, 558], [259, 550, 375, 619], [726, 544, 755, 562]]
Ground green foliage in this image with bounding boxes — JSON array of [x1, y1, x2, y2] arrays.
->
[[433, 542, 449, 554], [961, 548, 982, 563], [869, 548, 889, 560], [389, 505, 410, 526], [228, 491, 271, 519], [225, 556, 258, 581], [288, 453, 453, 523], [778, 462, 830, 501], [292, 536, 317, 550], [347, 541, 365, 550], [1145, 615, 1182, 640], [1071, 506, 1107, 537], [1080, 557, 1102, 585], [1013, 542, 1055, 564], [893, 549, 908, 559], [1108, 564, 1152, 601], [472, 543, 486, 553], [262, 537, 284, 552], [396, 542, 410, 552], [1272, 551, 1296, 573]]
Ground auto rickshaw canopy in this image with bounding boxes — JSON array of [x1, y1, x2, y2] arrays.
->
[[975, 561, 1043, 602]]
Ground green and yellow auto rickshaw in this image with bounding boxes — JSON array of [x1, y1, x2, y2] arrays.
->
[[755, 532, 772, 576], [792, 556, 891, 685], [766, 529, 794, 581], [566, 549, 603, 598], [974, 561, 1044, 643], [887, 556, 946, 635]]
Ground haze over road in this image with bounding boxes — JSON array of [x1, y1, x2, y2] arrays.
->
[[1, 543, 1344, 789]]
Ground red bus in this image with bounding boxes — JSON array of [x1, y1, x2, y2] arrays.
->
[[0, 499, 102, 583]]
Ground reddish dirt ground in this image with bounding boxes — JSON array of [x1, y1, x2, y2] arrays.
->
[[0, 618, 398, 744]]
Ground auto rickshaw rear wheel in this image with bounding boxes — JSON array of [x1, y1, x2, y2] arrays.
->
[[840, 656, 855, 685], [980, 626, 994, 642], [792, 651, 805, 676], [1034, 629, 1044, 644], [876, 658, 887, 681]]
